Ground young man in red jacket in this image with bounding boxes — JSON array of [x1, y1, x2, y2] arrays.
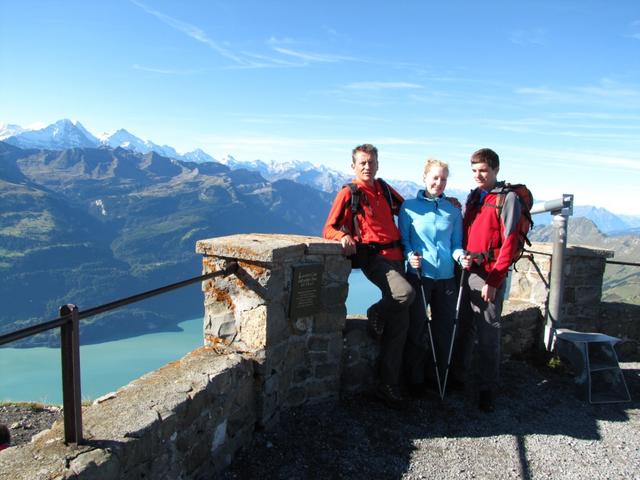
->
[[454, 148, 521, 412], [323, 144, 414, 409]]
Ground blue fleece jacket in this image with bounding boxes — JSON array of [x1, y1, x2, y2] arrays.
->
[[398, 190, 464, 280]]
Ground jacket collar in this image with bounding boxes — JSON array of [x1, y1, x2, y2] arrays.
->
[[353, 178, 378, 193], [417, 189, 444, 202]]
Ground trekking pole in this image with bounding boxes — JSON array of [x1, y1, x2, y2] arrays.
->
[[441, 266, 466, 400], [414, 254, 443, 399]]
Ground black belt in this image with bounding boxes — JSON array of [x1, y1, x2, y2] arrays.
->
[[362, 240, 402, 253], [467, 248, 496, 265]]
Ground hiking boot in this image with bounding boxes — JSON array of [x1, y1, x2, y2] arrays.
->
[[406, 382, 430, 399], [478, 389, 495, 413], [376, 383, 407, 410], [366, 306, 384, 339], [446, 377, 465, 393]]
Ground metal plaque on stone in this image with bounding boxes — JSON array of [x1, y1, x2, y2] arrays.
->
[[289, 264, 323, 318]]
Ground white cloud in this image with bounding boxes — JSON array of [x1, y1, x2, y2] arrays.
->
[[408, 91, 454, 104], [229, 112, 388, 125], [509, 28, 547, 46], [321, 25, 352, 42], [132, 64, 202, 75], [132, 4, 360, 69], [345, 82, 423, 90], [267, 36, 296, 45], [237, 51, 302, 67], [577, 82, 639, 98], [515, 86, 561, 98], [371, 137, 437, 147], [130, 0, 247, 66], [515, 80, 640, 107], [480, 116, 640, 140], [554, 112, 640, 121], [503, 144, 640, 172], [271, 46, 355, 63], [199, 133, 348, 151]]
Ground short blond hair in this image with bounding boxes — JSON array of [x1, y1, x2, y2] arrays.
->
[[423, 158, 449, 177]]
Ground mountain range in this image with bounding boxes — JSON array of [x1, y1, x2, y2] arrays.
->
[[3, 119, 639, 234], [0, 141, 333, 346]]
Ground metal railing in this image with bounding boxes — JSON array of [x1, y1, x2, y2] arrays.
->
[[606, 259, 640, 267], [0, 261, 238, 445]]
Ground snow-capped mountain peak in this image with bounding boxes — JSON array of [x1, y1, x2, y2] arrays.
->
[[182, 148, 217, 163], [0, 123, 27, 141], [100, 128, 151, 152], [267, 159, 316, 173], [4, 118, 98, 149], [217, 154, 241, 167], [69, 119, 99, 145]]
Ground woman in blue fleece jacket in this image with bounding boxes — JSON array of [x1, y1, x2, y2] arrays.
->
[[398, 158, 464, 396]]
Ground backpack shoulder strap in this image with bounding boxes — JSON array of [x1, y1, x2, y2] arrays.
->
[[342, 183, 361, 216], [377, 177, 404, 212], [342, 183, 362, 237], [377, 178, 393, 209], [465, 188, 481, 208], [492, 182, 515, 220], [495, 187, 507, 211]]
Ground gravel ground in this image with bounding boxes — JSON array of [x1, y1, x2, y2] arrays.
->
[[2, 361, 638, 479], [220, 360, 640, 480], [0, 404, 62, 447]]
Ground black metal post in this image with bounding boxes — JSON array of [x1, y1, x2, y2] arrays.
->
[[60, 304, 83, 444]]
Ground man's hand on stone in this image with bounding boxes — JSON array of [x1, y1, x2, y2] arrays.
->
[[340, 235, 357, 256]]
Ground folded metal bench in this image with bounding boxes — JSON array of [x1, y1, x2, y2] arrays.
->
[[555, 329, 631, 404]]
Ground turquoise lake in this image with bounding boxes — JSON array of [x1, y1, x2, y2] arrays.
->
[[0, 271, 379, 403]]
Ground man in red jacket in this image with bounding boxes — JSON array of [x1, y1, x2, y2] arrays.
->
[[454, 148, 521, 412], [323, 144, 414, 409]]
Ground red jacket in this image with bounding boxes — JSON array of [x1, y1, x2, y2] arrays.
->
[[463, 184, 521, 288], [323, 179, 404, 261]]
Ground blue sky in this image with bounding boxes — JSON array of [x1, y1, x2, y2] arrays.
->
[[1, 1, 639, 214]]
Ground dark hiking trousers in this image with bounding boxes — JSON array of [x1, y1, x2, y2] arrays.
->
[[451, 270, 506, 392], [404, 274, 457, 385], [362, 255, 415, 386]]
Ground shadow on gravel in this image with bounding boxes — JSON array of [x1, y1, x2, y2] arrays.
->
[[220, 361, 639, 480]]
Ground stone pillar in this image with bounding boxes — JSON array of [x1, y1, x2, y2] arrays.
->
[[561, 245, 613, 331], [196, 234, 350, 427], [508, 242, 553, 307]]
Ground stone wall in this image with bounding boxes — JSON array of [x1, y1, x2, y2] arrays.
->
[[599, 302, 640, 359], [341, 316, 378, 394], [340, 303, 545, 394], [195, 234, 350, 428], [0, 348, 255, 479], [509, 241, 638, 358]]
